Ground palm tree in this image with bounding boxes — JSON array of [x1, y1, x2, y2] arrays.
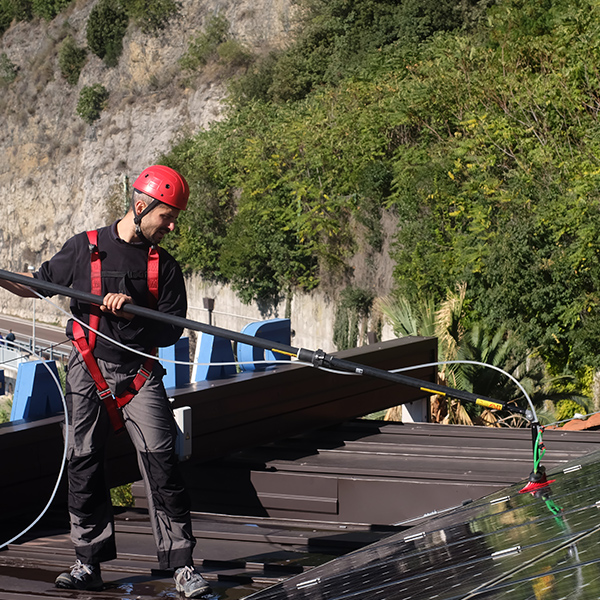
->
[[377, 283, 589, 426]]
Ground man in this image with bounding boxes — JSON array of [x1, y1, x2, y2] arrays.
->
[[0, 165, 210, 598]]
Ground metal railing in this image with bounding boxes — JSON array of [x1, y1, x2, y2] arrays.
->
[[0, 344, 29, 372], [0, 338, 70, 366]]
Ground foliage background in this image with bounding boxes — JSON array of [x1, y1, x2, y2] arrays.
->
[[157, 0, 600, 398]]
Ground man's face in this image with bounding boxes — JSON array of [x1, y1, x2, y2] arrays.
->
[[138, 202, 181, 244]]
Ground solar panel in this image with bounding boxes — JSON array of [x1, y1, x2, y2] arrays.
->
[[243, 449, 600, 600]]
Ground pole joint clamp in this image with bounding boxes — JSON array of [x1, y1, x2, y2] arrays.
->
[[298, 348, 327, 368]]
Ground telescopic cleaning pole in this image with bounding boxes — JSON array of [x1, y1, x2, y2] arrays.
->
[[0, 268, 534, 421]]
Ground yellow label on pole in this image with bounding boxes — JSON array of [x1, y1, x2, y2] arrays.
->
[[476, 398, 503, 410], [271, 349, 297, 358], [421, 387, 444, 396]]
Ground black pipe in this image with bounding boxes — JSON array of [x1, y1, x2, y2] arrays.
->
[[0, 269, 298, 355], [297, 350, 529, 417], [0, 268, 531, 419]]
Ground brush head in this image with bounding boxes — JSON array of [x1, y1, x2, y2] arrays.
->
[[519, 465, 555, 493]]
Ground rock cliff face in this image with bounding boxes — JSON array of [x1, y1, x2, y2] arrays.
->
[[0, 0, 293, 320], [0, 0, 292, 265]]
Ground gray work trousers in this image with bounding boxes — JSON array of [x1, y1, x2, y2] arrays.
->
[[65, 349, 196, 569]]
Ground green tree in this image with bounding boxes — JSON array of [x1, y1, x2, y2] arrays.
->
[[31, 0, 72, 20], [58, 35, 87, 85], [383, 0, 600, 376], [76, 84, 109, 124], [219, 194, 319, 304], [233, 0, 488, 105], [86, 0, 129, 67], [162, 0, 600, 384]]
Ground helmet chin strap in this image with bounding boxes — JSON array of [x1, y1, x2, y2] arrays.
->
[[132, 190, 160, 245]]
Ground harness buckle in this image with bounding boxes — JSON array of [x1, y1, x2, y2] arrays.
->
[[138, 365, 152, 380], [124, 363, 154, 397], [97, 387, 114, 400]]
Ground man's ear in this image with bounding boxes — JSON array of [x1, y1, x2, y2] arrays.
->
[[133, 198, 147, 217]]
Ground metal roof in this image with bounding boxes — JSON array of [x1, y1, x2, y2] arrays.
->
[[0, 505, 400, 599], [2, 337, 600, 599], [3, 417, 600, 599]]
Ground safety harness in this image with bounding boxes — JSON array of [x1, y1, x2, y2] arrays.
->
[[71, 230, 160, 432]]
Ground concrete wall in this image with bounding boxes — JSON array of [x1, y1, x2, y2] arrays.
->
[[185, 273, 395, 354]]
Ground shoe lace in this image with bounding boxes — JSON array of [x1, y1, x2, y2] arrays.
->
[[177, 565, 195, 582], [71, 560, 94, 579]]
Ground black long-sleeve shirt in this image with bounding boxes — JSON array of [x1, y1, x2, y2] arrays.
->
[[35, 221, 187, 364]]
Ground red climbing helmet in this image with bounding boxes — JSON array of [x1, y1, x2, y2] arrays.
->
[[133, 165, 189, 211]]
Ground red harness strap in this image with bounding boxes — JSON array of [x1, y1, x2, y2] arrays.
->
[[71, 230, 160, 432], [87, 229, 102, 349]]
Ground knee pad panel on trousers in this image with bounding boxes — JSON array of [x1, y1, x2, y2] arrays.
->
[[68, 452, 110, 518], [140, 450, 191, 519]]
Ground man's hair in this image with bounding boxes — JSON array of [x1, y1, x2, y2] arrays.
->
[[132, 189, 154, 207]]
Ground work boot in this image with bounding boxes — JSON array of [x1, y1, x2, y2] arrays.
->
[[55, 560, 104, 590], [174, 565, 211, 598]]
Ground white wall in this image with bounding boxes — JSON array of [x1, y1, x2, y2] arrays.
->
[[185, 273, 395, 353]]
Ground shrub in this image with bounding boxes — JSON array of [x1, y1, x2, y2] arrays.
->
[[76, 83, 109, 124], [228, 50, 278, 105], [333, 287, 375, 350], [179, 13, 229, 71], [0, 52, 17, 84], [123, 0, 179, 34], [0, 0, 33, 36], [58, 35, 87, 85], [0, 397, 12, 423], [31, 0, 72, 21], [110, 483, 134, 506], [555, 399, 588, 423], [216, 39, 253, 68], [86, 0, 128, 67], [0, 7, 9, 36]]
